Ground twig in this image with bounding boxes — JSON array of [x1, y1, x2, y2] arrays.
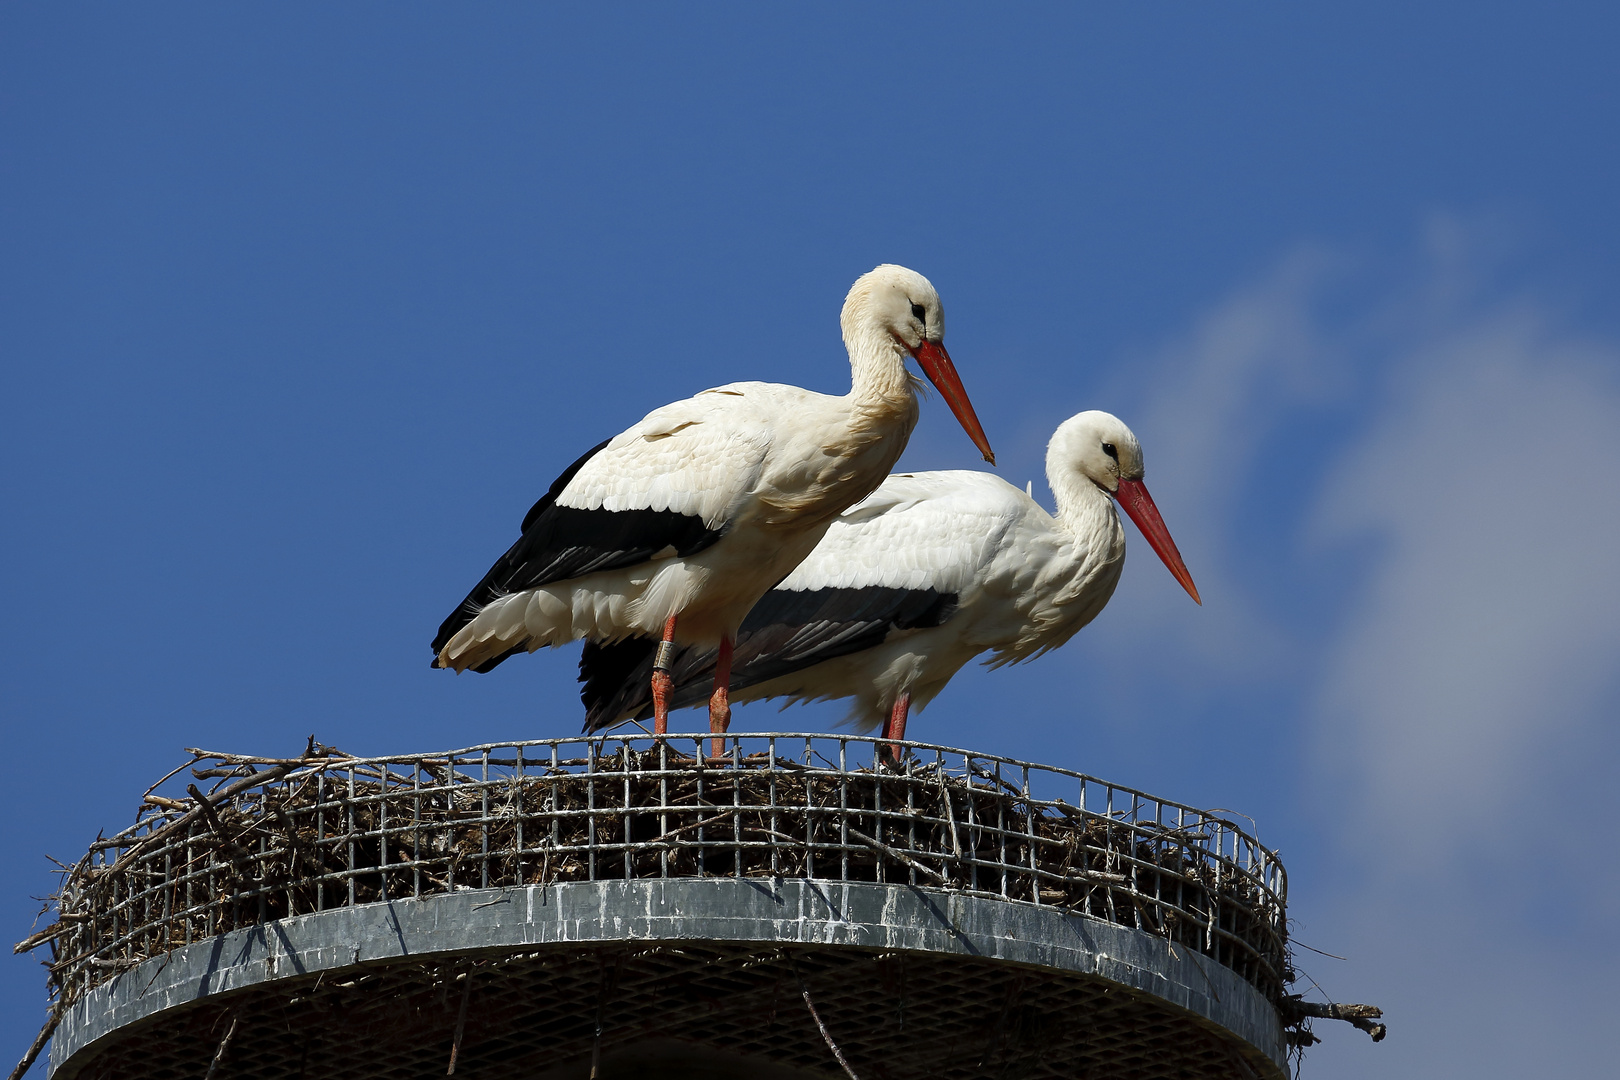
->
[[6, 1001, 62, 1080], [97, 760, 300, 863], [647, 809, 736, 844], [13, 927, 60, 956], [184, 748, 353, 765], [267, 798, 313, 879], [138, 949, 175, 998], [203, 1014, 238, 1080], [446, 975, 471, 1074], [190, 768, 259, 781], [738, 826, 808, 845], [936, 769, 963, 859], [845, 827, 944, 883], [964, 759, 1025, 798], [1279, 996, 1387, 1042], [142, 755, 206, 800], [187, 785, 256, 865], [793, 962, 860, 1080], [1291, 940, 1350, 961]]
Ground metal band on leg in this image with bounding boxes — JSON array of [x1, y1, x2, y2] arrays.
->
[[651, 615, 679, 737]]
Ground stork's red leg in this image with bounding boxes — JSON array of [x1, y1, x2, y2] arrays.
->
[[881, 692, 911, 766], [651, 615, 678, 736], [708, 635, 734, 759]]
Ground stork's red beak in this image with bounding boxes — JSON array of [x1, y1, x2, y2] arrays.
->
[[912, 339, 996, 465], [1114, 478, 1201, 605]]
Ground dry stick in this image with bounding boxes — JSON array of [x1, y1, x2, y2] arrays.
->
[[93, 760, 303, 862], [142, 755, 206, 801], [202, 1015, 238, 1080], [845, 827, 944, 883], [792, 961, 860, 1080], [446, 975, 472, 1074], [187, 786, 256, 863], [12, 926, 62, 956], [6, 1002, 62, 1080], [184, 748, 354, 766], [1281, 998, 1387, 1042], [936, 768, 963, 861], [268, 800, 312, 879], [647, 809, 737, 844]]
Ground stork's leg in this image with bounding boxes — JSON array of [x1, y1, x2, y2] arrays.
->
[[881, 692, 911, 766], [651, 615, 678, 736], [708, 635, 734, 759]]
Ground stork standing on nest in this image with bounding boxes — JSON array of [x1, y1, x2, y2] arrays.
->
[[577, 411, 1197, 753], [432, 265, 996, 747]]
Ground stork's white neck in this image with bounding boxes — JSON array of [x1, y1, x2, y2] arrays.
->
[[844, 323, 920, 408], [1046, 455, 1124, 557]]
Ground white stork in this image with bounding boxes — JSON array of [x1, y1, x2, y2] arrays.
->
[[577, 410, 1198, 749], [432, 265, 995, 741]]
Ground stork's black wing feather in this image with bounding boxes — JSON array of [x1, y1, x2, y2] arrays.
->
[[579, 585, 958, 731], [431, 437, 726, 665]]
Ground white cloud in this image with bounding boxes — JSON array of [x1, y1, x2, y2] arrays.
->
[[1090, 248, 1348, 679], [1107, 223, 1620, 1077], [1313, 311, 1620, 867]]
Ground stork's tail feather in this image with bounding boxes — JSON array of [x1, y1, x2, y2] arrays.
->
[[579, 638, 658, 731], [579, 637, 719, 732]]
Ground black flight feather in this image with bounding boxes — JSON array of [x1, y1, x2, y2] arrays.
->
[[579, 585, 959, 731], [431, 437, 727, 667]]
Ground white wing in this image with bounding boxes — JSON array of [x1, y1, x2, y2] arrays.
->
[[556, 382, 787, 528], [774, 471, 1031, 594]]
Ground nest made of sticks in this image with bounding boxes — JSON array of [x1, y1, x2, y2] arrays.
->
[[16, 740, 1293, 1014], [10, 739, 1400, 1080]]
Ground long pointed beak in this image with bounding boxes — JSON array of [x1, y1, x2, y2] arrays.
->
[[912, 339, 995, 465], [1114, 478, 1201, 605]]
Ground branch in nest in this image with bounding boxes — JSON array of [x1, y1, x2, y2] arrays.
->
[[6, 1000, 63, 1080], [202, 1014, 239, 1080], [844, 827, 945, 883], [187, 785, 258, 866], [1279, 995, 1387, 1043], [11, 929, 56, 956]]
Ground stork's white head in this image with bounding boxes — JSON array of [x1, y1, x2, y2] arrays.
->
[[1047, 410, 1144, 496], [840, 264, 995, 465], [841, 263, 944, 353], [1047, 410, 1201, 605]]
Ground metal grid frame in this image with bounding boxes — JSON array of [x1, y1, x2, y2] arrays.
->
[[58, 944, 1286, 1080], [40, 733, 1289, 1011]]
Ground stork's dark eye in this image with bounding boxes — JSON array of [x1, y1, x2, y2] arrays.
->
[[1101, 442, 1118, 460], [910, 302, 926, 322]]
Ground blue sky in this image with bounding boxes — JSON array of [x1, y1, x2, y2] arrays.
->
[[4, 5, 1619, 1076]]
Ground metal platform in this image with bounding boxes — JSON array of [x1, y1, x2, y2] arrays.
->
[[35, 733, 1293, 1079]]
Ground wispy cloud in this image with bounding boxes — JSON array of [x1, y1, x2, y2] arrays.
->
[[1313, 307, 1620, 864], [1107, 219, 1620, 1076], [1093, 247, 1349, 679]]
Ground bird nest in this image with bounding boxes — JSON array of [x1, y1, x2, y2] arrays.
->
[[13, 733, 1385, 1076]]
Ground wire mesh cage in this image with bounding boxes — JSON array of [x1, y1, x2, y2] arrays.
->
[[28, 733, 1291, 1020]]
